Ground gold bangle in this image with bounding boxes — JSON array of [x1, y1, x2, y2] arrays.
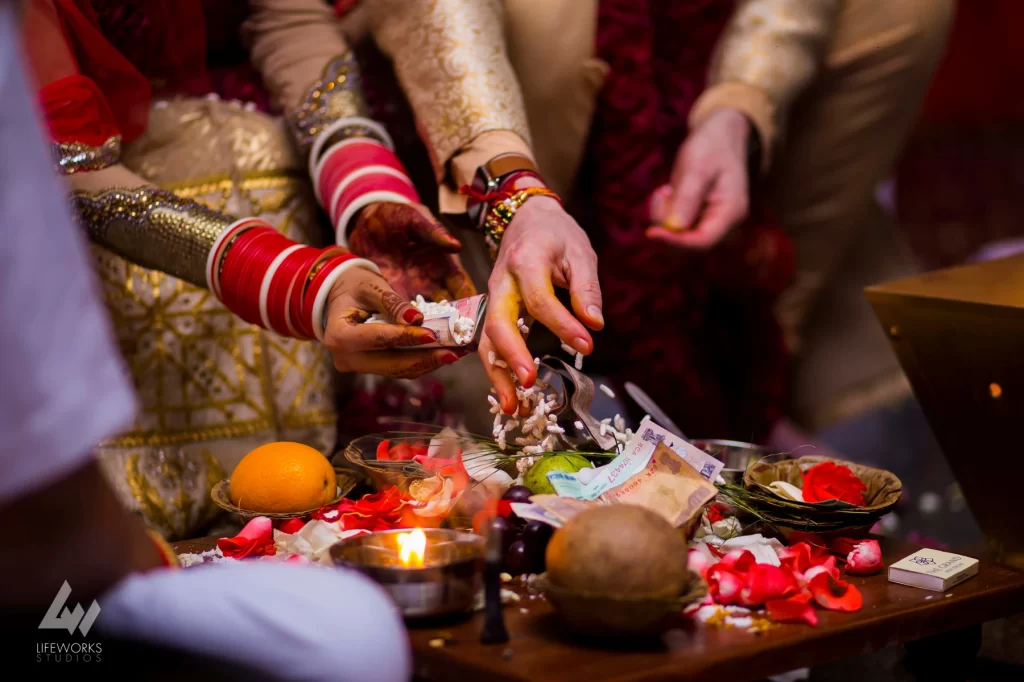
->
[[483, 187, 559, 256]]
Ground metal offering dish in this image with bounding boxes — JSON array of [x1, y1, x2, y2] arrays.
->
[[692, 439, 780, 485], [330, 528, 485, 619], [210, 469, 359, 521]]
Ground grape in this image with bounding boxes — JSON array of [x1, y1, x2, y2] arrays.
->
[[502, 485, 533, 503], [488, 516, 516, 556], [505, 540, 530, 576], [521, 520, 554, 573]]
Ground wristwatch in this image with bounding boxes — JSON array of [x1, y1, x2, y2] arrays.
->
[[467, 153, 540, 230]]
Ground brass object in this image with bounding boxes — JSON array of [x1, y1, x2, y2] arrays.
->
[[867, 255, 1024, 568], [209, 470, 358, 521], [330, 528, 485, 619]]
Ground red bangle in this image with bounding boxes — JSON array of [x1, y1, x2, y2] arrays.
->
[[301, 249, 358, 340], [220, 227, 292, 326], [316, 138, 408, 205], [264, 245, 319, 336], [329, 172, 418, 226]]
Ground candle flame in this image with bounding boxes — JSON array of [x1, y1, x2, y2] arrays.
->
[[398, 528, 426, 568]]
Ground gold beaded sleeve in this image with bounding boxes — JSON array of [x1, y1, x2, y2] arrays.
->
[[367, 0, 533, 182], [689, 0, 840, 170], [70, 186, 234, 289], [244, 0, 371, 156]]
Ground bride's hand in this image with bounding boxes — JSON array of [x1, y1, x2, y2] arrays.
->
[[348, 202, 477, 302], [323, 266, 468, 378]]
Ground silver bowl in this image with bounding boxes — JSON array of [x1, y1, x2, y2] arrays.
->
[[329, 528, 484, 619], [691, 439, 778, 485]]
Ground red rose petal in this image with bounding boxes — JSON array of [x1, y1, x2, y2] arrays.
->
[[808, 571, 863, 612], [278, 518, 306, 534], [740, 564, 801, 606], [802, 462, 867, 506], [766, 592, 819, 626], [718, 549, 756, 573], [778, 542, 832, 574], [217, 516, 275, 558], [687, 548, 711, 581], [845, 539, 883, 575], [707, 565, 746, 605], [376, 439, 390, 461]]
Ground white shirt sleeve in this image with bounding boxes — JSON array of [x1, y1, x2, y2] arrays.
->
[[0, 3, 137, 503], [99, 562, 413, 682]]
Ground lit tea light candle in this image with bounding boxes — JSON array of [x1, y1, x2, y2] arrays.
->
[[398, 527, 426, 568], [331, 528, 485, 619]]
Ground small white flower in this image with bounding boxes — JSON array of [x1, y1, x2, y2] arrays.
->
[[574, 420, 585, 431]]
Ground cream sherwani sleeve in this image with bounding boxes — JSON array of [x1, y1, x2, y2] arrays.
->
[[690, 0, 841, 170], [367, 0, 535, 214]]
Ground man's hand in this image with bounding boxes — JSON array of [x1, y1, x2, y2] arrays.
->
[[646, 108, 751, 249], [479, 180, 603, 413], [349, 202, 477, 302]]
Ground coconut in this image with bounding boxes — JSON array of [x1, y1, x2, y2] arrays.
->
[[546, 505, 691, 597]]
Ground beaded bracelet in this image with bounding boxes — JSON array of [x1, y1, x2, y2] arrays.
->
[[482, 187, 561, 255]]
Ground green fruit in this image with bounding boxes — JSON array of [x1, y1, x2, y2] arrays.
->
[[523, 454, 592, 495]]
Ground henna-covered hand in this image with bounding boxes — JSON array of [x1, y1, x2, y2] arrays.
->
[[348, 202, 477, 303], [323, 266, 469, 378]]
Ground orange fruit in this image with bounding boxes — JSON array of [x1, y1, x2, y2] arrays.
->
[[229, 442, 337, 513]]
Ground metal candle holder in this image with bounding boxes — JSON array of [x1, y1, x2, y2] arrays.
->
[[330, 528, 485, 619]]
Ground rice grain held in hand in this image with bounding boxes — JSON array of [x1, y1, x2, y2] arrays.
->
[[546, 506, 692, 597]]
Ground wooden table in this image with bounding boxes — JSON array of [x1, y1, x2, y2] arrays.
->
[[172, 537, 1024, 682]]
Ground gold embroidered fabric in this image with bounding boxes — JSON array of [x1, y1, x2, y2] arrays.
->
[[368, 0, 532, 179], [93, 100, 338, 540], [72, 186, 233, 289], [288, 53, 370, 154], [53, 135, 121, 175], [704, 0, 839, 147]]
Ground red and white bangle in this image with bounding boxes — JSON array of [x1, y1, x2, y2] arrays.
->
[[310, 118, 419, 247], [211, 222, 379, 341]]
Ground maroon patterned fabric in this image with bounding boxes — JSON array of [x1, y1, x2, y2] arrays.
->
[[588, 0, 794, 442], [87, 0, 272, 110]]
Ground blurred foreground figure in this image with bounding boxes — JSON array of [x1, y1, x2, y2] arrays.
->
[[0, 3, 410, 678]]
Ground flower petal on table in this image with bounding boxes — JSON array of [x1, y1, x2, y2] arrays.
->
[[766, 592, 819, 626], [808, 571, 863, 612]]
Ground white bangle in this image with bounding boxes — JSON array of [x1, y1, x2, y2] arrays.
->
[[308, 116, 394, 184], [328, 165, 415, 223], [311, 258, 382, 342], [257, 244, 303, 335], [311, 136, 390, 205], [206, 217, 263, 299]]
